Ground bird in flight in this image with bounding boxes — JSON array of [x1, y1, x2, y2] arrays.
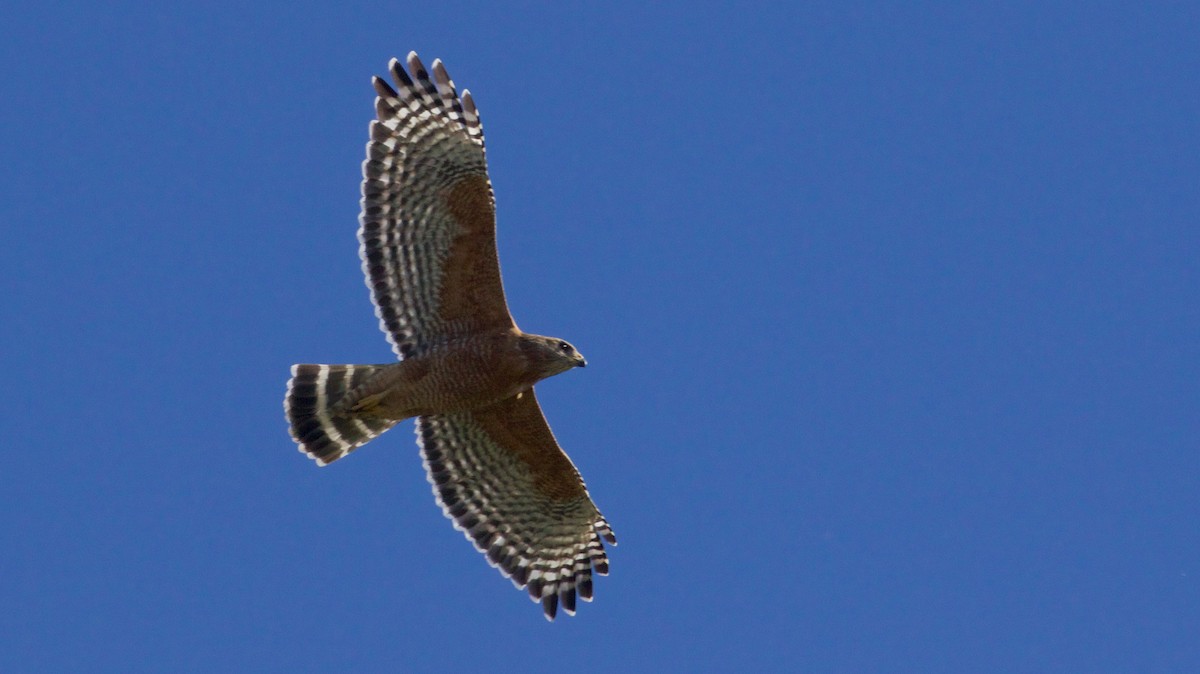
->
[[284, 53, 615, 620]]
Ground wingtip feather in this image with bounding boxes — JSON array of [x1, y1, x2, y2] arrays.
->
[[372, 75, 397, 99], [407, 51, 426, 74]]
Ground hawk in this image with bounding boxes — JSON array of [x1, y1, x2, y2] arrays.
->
[[284, 53, 616, 620]]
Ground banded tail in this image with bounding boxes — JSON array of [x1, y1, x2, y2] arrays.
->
[[285, 364, 398, 465]]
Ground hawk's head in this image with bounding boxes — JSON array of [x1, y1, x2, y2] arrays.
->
[[521, 334, 587, 379]]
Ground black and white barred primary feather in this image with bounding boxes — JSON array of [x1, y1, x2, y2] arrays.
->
[[359, 52, 497, 359]]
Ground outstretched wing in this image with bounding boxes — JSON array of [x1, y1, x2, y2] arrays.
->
[[417, 390, 617, 620], [359, 52, 514, 359]]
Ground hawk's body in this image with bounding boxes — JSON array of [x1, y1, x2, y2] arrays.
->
[[340, 330, 567, 420], [284, 53, 615, 620]]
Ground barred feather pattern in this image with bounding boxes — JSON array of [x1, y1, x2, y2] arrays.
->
[[359, 52, 490, 359], [417, 413, 618, 621], [285, 364, 397, 465]]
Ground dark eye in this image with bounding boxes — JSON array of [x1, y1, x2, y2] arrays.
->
[[559, 341, 573, 353]]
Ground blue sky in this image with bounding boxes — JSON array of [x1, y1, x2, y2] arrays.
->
[[3, 2, 1198, 671]]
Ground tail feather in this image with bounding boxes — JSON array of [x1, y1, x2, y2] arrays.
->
[[285, 363, 397, 465]]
